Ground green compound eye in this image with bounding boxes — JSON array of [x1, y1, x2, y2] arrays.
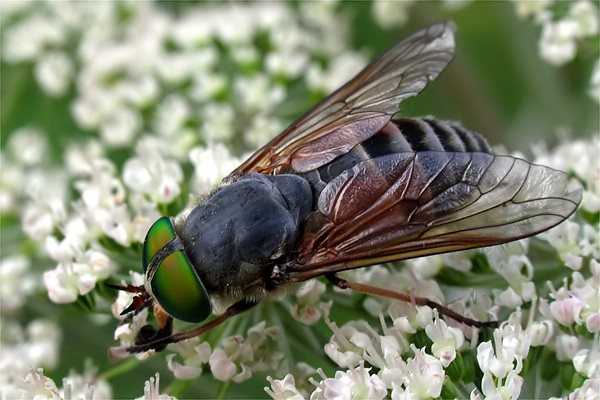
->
[[142, 217, 176, 271], [142, 217, 211, 323]]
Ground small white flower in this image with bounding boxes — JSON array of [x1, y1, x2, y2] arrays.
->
[[190, 72, 227, 103], [526, 320, 554, 346], [292, 280, 329, 325], [167, 341, 211, 380], [154, 95, 190, 137], [310, 364, 388, 400], [265, 374, 305, 400], [35, 51, 73, 96], [60, 363, 113, 400], [480, 370, 523, 400], [0, 255, 36, 312], [209, 348, 238, 381], [550, 297, 584, 326], [20, 368, 61, 399], [100, 107, 142, 146], [234, 74, 286, 113], [539, 19, 578, 65], [8, 127, 48, 166], [568, 1, 599, 38], [3, 14, 65, 62], [572, 348, 600, 378], [402, 346, 445, 399], [123, 151, 183, 204], [555, 334, 580, 361], [514, 0, 553, 22], [118, 75, 159, 108], [266, 50, 308, 79], [245, 115, 285, 149], [372, 0, 414, 29], [425, 315, 465, 367], [137, 373, 175, 400], [324, 320, 374, 368], [200, 103, 236, 142], [189, 143, 241, 194]]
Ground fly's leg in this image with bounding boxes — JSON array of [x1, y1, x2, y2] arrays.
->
[[326, 273, 499, 329], [135, 316, 173, 352], [110, 300, 258, 355]]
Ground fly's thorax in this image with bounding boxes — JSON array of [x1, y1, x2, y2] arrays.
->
[[178, 173, 313, 300]]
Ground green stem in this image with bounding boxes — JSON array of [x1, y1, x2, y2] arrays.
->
[[216, 380, 231, 400], [98, 358, 141, 380]]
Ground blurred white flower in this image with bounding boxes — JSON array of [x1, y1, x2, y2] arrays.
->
[[0, 320, 62, 397], [573, 347, 600, 378], [3, 14, 65, 62], [35, 51, 73, 96], [7, 126, 48, 166], [555, 334, 580, 361], [200, 103, 236, 142], [539, 19, 578, 65], [154, 95, 191, 138], [100, 107, 142, 146], [554, 378, 600, 400], [9, 368, 61, 400], [513, 0, 554, 23], [234, 74, 286, 113], [266, 50, 309, 79], [189, 143, 241, 194], [189, 72, 227, 103], [550, 297, 584, 326], [21, 170, 68, 241], [60, 363, 113, 400], [568, 1, 599, 38], [372, 0, 414, 29], [0, 255, 36, 312], [291, 280, 331, 325], [123, 151, 183, 204], [526, 320, 554, 346], [137, 373, 176, 400]]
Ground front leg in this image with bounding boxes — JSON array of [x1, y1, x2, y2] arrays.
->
[[112, 299, 258, 355]]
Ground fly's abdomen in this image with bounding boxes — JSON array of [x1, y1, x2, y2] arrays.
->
[[302, 118, 491, 195]]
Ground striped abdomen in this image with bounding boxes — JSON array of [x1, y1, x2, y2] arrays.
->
[[302, 117, 491, 195]]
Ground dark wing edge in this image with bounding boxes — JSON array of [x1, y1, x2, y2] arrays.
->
[[227, 21, 456, 179], [287, 152, 582, 282]]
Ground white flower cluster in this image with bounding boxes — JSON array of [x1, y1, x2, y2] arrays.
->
[[0, 322, 112, 400], [514, 0, 600, 102], [1, 367, 111, 400], [166, 321, 283, 383]]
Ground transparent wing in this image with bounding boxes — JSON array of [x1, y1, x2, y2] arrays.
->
[[227, 21, 456, 178], [287, 151, 582, 281]]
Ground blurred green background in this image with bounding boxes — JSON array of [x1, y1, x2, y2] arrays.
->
[[1, 1, 598, 398]]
